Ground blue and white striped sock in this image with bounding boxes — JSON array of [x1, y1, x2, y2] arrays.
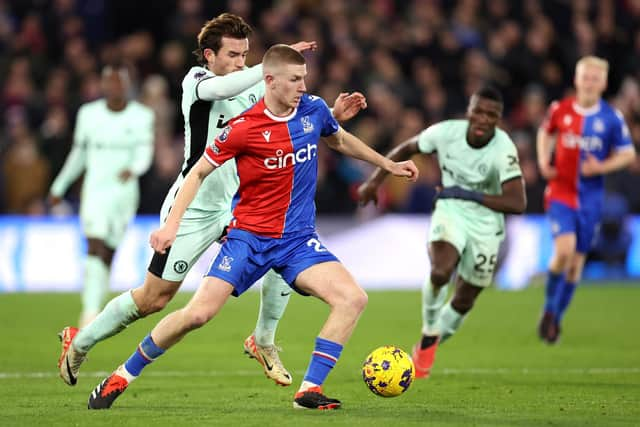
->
[[301, 337, 343, 388], [123, 334, 165, 378]]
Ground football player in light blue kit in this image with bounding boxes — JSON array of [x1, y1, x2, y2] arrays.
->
[[359, 86, 527, 379], [57, 13, 366, 389], [49, 65, 154, 328]]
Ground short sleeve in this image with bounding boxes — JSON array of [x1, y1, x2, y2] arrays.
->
[[203, 118, 247, 167], [496, 137, 523, 183], [541, 100, 560, 134], [315, 96, 339, 137], [612, 110, 634, 151], [416, 123, 443, 154]]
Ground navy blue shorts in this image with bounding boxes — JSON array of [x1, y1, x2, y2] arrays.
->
[[206, 228, 339, 296], [547, 201, 601, 253]]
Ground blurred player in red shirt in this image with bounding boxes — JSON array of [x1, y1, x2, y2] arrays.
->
[[537, 56, 635, 344]]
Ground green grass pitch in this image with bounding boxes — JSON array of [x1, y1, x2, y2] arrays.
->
[[0, 285, 638, 426]]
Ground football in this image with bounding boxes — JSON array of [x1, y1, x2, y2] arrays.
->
[[362, 345, 415, 397]]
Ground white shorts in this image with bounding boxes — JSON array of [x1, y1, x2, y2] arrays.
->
[[148, 209, 233, 282], [429, 204, 504, 288], [80, 203, 137, 249]]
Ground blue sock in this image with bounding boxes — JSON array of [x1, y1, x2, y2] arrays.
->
[[124, 334, 165, 377], [544, 271, 563, 313], [555, 281, 576, 322], [302, 337, 343, 386]]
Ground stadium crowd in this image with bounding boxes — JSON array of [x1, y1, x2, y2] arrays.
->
[[1, 0, 640, 216]]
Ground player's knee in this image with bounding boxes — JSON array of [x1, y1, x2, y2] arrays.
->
[[348, 287, 368, 315], [566, 267, 582, 283], [430, 266, 453, 287], [451, 294, 474, 314], [87, 239, 114, 264], [551, 250, 572, 270], [136, 275, 180, 316], [134, 288, 168, 316], [182, 307, 213, 330], [145, 295, 171, 316], [332, 285, 367, 316], [553, 241, 576, 269], [558, 250, 573, 264]]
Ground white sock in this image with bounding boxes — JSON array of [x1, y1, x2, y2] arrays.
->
[[435, 302, 466, 344], [298, 380, 318, 393], [74, 291, 140, 353], [117, 364, 138, 383], [81, 255, 110, 318], [421, 278, 448, 336], [255, 270, 290, 346]]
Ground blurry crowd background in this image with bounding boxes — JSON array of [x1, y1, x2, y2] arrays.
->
[[2, 0, 640, 219]]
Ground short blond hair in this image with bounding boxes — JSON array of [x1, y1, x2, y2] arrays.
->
[[263, 44, 306, 69], [576, 56, 609, 74]]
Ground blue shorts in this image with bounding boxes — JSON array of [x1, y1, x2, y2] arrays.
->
[[206, 228, 339, 296], [547, 201, 601, 253]]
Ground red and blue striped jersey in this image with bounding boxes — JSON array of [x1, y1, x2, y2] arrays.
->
[[542, 97, 633, 210], [203, 94, 339, 238]]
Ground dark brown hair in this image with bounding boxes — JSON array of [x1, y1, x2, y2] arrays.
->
[[193, 13, 252, 64]]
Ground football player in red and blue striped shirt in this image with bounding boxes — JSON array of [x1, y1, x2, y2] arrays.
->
[[537, 56, 635, 344], [88, 44, 418, 410]]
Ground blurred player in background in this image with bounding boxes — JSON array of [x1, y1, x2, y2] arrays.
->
[[359, 86, 526, 379], [537, 56, 635, 344], [57, 13, 365, 388], [86, 44, 417, 410], [49, 65, 154, 328]]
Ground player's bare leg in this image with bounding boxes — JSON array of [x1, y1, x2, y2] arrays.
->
[[88, 277, 233, 409], [414, 241, 458, 379], [415, 277, 483, 382], [131, 273, 183, 317], [151, 277, 234, 348], [58, 238, 112, 386], [80, 238, 115, 327], [539, 233, 575, 343], [547, 252, 586, 343], [59, 272, 180, 386], [441, 278, 483, 342], [290, 261, 368, 409]]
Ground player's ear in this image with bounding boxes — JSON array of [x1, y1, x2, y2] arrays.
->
[[264, 73, 276, 87], [204, 48, 215, 63]]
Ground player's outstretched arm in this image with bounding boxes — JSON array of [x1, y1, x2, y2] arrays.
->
[[324, 127, 419, 183], [436, 177, 527, 214], [150, 157, 216, 254], [197, 40, 316, 101], [480, 177, 527, 213], [197, 65, 264, 101], [357, 135, 421, 205], [581, 149, 636, 177], [49, 107, 90, 201], [331, 92, 367, 122], [289, 41, 317, 53], [48, 143, 86, 204]]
